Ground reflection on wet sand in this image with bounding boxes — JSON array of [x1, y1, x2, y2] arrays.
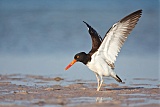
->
[[0, 74, 159, 107]]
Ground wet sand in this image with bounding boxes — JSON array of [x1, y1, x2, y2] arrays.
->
[[0, 74, 159, 107]]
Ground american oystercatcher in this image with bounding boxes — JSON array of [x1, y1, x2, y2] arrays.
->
[[65, 10, 142, 91]]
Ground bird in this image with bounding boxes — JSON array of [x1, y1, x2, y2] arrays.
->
[[65, 10, 142, 91]]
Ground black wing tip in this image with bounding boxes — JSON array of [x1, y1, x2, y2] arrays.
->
[[120, 9, 142, 23], [83, 21, 90, 28], [132, 9, 143, 16], [134, 9, 143, 15], [83, 21, 86, 23], [137, 9, 142, 12]]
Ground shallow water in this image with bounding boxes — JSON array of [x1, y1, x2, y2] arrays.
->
[[0, 74, 159, 107], [0, 54, 159, 86]]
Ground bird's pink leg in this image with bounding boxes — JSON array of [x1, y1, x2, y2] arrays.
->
[[97, 76, 103, 91], [95, 73, 100, 91]]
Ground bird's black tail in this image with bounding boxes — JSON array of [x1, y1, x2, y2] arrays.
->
[[111, 72, 122, 83], [114, 75, 122, 82]]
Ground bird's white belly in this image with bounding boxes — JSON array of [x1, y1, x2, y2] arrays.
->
[[86, 55, 112, 77]]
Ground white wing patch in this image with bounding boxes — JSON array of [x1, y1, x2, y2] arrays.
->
[[97, 10, 142, 68]]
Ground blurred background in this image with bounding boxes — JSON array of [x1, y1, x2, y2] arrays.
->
[[0, 0, 159, 82]]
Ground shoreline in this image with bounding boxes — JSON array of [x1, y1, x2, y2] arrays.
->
[[0, 74, 159, 107]]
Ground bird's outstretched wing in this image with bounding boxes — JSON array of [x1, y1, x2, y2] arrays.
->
[[83, 21, 102, 55], [97, 10, 142, 68]]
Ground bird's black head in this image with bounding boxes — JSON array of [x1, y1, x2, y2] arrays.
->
[[74, 52, 91, 64], [65, 52, 91, 70]]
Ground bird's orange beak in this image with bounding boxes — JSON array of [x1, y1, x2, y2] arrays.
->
[[65, 59, 77, 70]]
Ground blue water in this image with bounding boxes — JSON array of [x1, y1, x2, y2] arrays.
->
[[0, 0, 159, 82]]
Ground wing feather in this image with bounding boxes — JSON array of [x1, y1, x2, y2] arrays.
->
[[83, 21, 102, 55], [97, 10, 142, 68]]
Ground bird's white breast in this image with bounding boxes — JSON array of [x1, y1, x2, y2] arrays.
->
[[86, 52, 112, 77]]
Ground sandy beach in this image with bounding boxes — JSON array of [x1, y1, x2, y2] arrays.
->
[[0, 74, 159, 107]]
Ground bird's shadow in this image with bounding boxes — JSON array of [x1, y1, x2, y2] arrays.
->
[[104, 87, 143, 91]]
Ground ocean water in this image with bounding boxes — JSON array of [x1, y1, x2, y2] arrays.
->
[[0, 0, 159, 83]]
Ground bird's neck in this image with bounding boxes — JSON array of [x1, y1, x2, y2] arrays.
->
[[82, 54, 91, 65]]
